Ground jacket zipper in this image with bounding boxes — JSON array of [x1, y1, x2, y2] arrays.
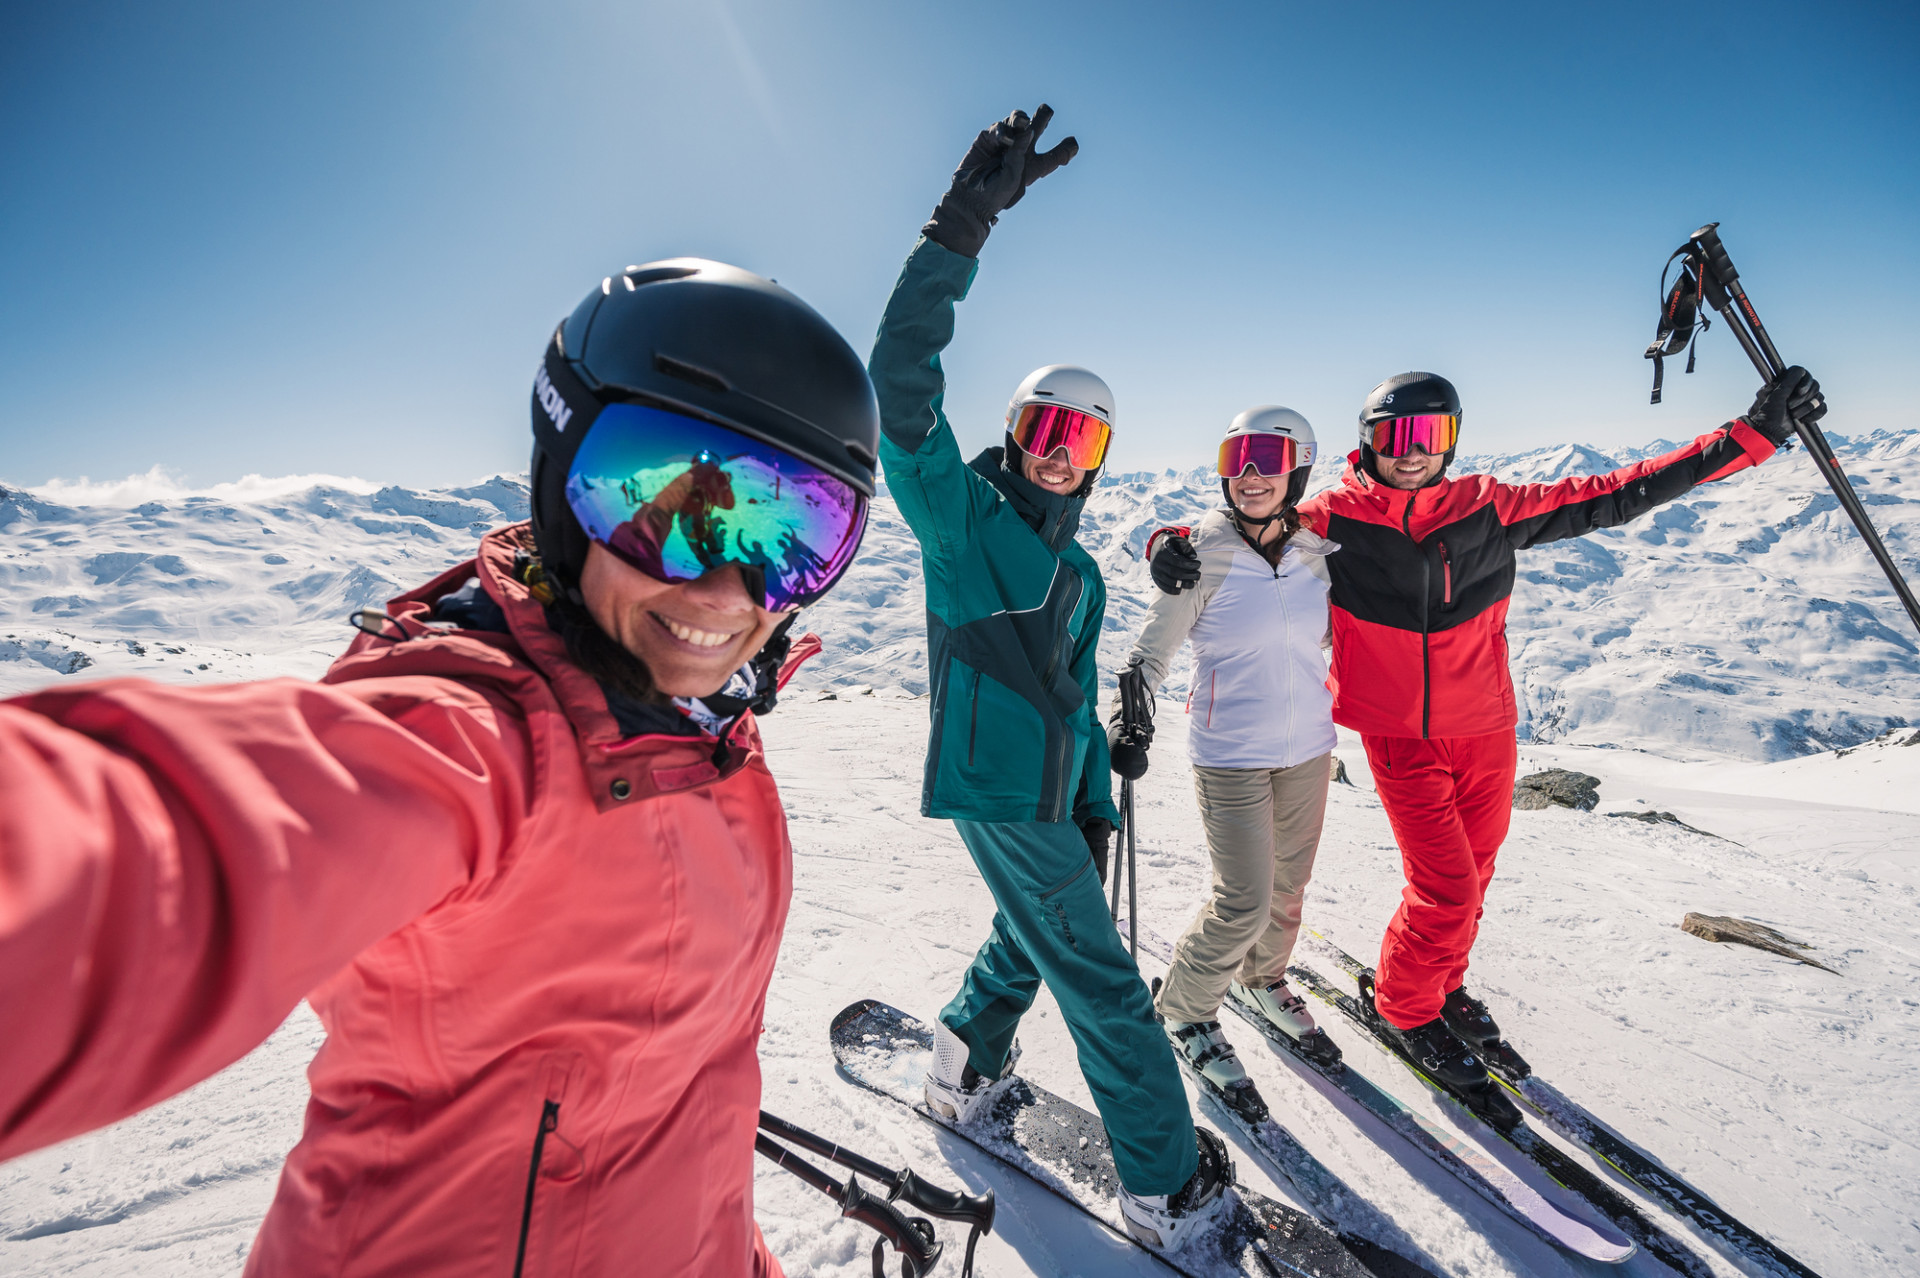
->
[[967, 668, 981, 766], [1275, 556, 1297, 752], [1403, 491, 1431, 739], [514, 1100, 560, 1278]]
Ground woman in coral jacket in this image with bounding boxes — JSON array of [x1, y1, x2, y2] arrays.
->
[[1149, 365, 1824, 1125], [0, 259, 880, 1277]]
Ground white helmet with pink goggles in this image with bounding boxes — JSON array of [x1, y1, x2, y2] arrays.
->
[[1005, 364, 1115, 472], [1220, 405, 1316, 513]]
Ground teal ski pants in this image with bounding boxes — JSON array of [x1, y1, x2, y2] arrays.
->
[[941, 817, 1198, 1196]]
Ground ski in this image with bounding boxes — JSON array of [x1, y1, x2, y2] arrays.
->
[[1309, 937, 1825, 1278], [1289, 954, 1712, 1278], [1121, 920, 1634, 1264], [831, 998, 1427, 1278]]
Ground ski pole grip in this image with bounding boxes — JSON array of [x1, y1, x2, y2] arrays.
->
[[1689, 222, 1738, 286], [841, 1179, 942, 1271], [893, 1169, 996, 1232]]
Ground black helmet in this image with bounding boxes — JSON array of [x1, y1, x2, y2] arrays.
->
[[530, 259, 880, 589], [1358, 371, 1461, 481]]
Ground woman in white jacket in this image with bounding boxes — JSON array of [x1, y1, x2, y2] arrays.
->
[[1111, 406, 1341, 1122]]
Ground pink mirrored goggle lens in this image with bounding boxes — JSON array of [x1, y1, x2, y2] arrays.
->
[[1368, 413, 1460, 458], [1010, 403, 1112, 470], [1217, 434, 1301, 479]]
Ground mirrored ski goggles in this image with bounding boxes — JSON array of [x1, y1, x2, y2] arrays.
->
[[1009, 402, 1112, 470], [1217, 433, 1305, 479], [564, 402, 869, 612], [1367, 413, 1460, 458]]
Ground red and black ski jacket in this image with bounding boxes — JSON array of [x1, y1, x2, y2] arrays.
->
[[1295, 419, 1777, 739]]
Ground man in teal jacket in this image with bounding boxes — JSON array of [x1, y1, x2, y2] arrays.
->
[[869, 105, 1230, 1250]]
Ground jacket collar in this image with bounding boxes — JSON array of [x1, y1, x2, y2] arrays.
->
[[970, 445, 1087, 552], [1194, 507, 1339, 558], [1339, 450, 1452, 524]]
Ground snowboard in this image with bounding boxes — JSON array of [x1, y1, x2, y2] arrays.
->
[[831, 999, 1426, 1278]]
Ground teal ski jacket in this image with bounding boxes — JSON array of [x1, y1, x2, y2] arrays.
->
[[871, 238, 1119, 828]]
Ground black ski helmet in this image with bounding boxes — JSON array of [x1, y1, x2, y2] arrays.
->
[[1358, 371, 1461, 482], [529, 259, 880, 593]]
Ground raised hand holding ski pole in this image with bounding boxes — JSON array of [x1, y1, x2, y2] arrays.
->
[[1644, 221, 1920, 636], [922, 105, 1078, 258]]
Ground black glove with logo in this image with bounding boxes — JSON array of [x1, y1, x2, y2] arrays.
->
[[1745, 365, 1826, 449], [922, 105, 1078, 259], [1149, 532, 1201, 595], [1080, 816, 1114, 885]]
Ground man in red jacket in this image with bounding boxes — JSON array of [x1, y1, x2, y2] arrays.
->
[[1150, 365, 1824, 1122], [0, 259, 878, 1275]]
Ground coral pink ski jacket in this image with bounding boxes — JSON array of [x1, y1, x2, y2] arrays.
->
[[0, 524, 807, 1277]]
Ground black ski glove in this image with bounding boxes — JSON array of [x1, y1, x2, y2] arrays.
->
[[1744, 365, 1826, 449], [1107, 662, 1154, 780], [1108, 722, 1150, 781], [922, 105, 1078, 259], [1149, 532, 1201, 595], [1080, 816, 1113, 885]]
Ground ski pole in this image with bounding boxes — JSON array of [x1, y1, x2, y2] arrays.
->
[[1124, 778, 1138, 961], [754, 1132, 945, 1278], [756, 1111, 995, 1239], [1686, 223, 1920, 636]]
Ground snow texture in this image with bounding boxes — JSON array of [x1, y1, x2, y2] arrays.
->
[[1, 435, 1917, 1276]]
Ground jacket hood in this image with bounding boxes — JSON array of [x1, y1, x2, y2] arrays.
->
[[970, 445, 1087, 552]]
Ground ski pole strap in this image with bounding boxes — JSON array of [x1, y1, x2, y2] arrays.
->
[[1118, 661, 1155, 739], [1644, 248, 1710, 404]]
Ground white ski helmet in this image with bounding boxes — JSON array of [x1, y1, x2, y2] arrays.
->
[[1005, 364, 1115, 432], [1220, 405, 1317, 514]]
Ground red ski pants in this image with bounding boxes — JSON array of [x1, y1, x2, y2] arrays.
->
[[1361, 731, 1518, 1030]]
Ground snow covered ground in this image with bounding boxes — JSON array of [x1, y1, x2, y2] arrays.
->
[[2, 436, 1918, 1276]]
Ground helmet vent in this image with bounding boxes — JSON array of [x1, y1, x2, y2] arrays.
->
[[625, 265, 701, 286], [653, 353, 730, 393]]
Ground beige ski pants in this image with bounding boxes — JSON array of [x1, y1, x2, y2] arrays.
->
[[1155, 753, 1332, 1025]]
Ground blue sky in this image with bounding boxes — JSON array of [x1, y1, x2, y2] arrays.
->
[[3, 1, 1915, 490]]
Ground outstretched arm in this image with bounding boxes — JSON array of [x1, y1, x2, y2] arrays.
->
[[1498, 366, 1824, 548], [871, 106, 1078, 559], [0, 675, 526, 1161]]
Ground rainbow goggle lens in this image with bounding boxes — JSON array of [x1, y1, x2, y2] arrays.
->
[[564, 402, 868, 612], [1009, 402, 1112, 470], [1218, 434, 1310, 480], [1367, 413, 1460, 458]]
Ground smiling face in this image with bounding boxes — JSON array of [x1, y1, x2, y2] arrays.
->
[[1376, 447, 1446, 490], [1020, 446, 1090, 496], [578, 542, 788, 697], [1226, 468, 1289, 520]]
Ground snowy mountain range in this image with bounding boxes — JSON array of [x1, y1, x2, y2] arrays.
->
[[8, 430, 1913, 762]]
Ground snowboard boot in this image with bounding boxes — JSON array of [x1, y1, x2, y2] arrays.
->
[[1116, 1128, 1234, 1252], [1164, 1019, 1268, 1123], [1443, 985, 1533, 1081], [924, 1019, 1020, 1125], [1233, 978, 1343, 1069]]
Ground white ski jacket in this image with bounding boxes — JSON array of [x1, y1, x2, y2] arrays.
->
[[1117, 509, 1338, 770]]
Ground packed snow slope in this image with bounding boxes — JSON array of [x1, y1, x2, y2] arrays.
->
[[1, 432, 1917, 1276]]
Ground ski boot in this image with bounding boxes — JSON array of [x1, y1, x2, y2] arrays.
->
[[1359, 976, 1522, 1131], [1443, 985, 1533, 1082], [1116, 1128, 1234, 1252], [925, 1020, 1019, 1124], [1233, 977, 1343, 1069], [1164, 1019, 1269, 1123]]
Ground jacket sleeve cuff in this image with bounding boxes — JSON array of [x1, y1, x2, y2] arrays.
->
[[1728, 416, 1778, 464]]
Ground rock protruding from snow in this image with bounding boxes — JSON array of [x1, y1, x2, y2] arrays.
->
[[1680, 913, 1838, 974], [1513, 769, 1601, 811]]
